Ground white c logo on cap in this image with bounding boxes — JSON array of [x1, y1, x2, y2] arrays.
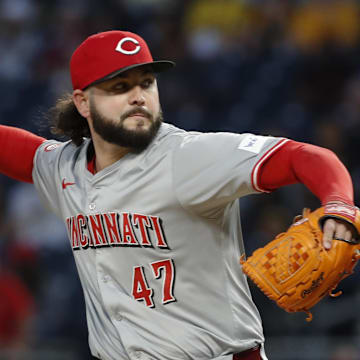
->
[[115, 37, 141, 55]]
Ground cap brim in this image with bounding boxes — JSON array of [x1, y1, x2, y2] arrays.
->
[[87, 60, 175, 88]]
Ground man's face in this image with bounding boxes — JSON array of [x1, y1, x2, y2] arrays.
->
[[88, 67, 162, 152]]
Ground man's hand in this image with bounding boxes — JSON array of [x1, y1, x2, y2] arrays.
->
[[323, 218, 354, 249], [322, 202, 359, 249]]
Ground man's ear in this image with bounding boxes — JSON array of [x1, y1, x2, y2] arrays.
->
[[72, 89, 90, 118]]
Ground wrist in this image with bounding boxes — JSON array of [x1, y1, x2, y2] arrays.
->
[[324, 201, 357, 223]]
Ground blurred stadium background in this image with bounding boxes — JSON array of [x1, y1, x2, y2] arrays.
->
[[1, 0, 360, 359]]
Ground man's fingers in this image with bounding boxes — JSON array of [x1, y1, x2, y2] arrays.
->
[[334, 222, 349, 240], [344, 230, 352, 241], [334, 222, 352, 242], [323, 218, 355, 248], [334, 230, 353, 242], [322, 218, 336, 250]]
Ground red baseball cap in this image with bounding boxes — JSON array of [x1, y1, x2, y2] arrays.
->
[[70, 30, 175, 90]]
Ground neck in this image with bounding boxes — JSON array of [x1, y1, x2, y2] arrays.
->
[[91, 130, 130, 173]]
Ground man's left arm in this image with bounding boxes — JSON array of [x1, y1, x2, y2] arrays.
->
[[0, 125, 45, 183], [257, 140, 356, 248]]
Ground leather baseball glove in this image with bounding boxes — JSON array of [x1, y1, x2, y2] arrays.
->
[[241, 203, 360, 321]]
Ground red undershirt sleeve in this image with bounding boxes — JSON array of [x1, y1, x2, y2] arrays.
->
[[0, 125, 46, 183], [257, 140, 354, 206]]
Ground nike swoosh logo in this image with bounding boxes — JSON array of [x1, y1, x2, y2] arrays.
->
[[62, 179, 76, 189]]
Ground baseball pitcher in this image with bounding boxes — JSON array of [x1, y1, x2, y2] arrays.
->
[[0, 31, 358, 360]]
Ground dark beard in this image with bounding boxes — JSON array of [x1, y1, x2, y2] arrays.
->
[[90, 101, 163, 153]]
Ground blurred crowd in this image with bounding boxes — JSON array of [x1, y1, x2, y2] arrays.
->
[[1, 0, 360, 359]]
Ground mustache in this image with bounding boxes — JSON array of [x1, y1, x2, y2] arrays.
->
[[120, 107, 153, 122]]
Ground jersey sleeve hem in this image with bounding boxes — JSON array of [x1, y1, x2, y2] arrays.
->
[[251, 138, 289, 193]]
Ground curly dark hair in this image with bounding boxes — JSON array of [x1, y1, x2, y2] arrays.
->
[[48, 93, 90, 146]]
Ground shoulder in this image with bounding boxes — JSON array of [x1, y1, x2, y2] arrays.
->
[[153, 123, 189, 146], [152, 125, 283, 156], [153, 123, 242, 149], [144, 123, 190, 157], [170, 129, 266, 158], [34, 138, 89, 166]]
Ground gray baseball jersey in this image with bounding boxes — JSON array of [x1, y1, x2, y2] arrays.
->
[[32, 123, 288, 360]]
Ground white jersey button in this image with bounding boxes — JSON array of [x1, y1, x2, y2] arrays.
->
[[115, 312, 123, 321], [102, 275, 110, 283], [89, 203, 96, 210]]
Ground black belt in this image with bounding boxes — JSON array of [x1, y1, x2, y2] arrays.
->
[[233, 344, 261, 360]]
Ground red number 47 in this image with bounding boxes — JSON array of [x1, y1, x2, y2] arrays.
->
[[132, 259, 176, 307]]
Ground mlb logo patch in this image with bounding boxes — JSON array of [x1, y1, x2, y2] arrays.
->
[[238, 134, 267, 154]]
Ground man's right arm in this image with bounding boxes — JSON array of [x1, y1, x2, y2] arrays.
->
[[0, 125, 46, 183]]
